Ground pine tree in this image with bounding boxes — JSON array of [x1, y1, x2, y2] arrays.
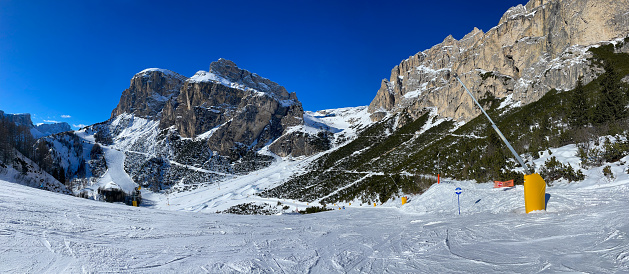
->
[[568, 77, 589, 128], [594, 62, 626, 124]]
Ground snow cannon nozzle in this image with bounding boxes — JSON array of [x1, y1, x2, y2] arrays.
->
[[453, 72, 458, 78]]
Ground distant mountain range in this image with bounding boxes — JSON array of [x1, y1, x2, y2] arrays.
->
[[0, 110, 71, 138]]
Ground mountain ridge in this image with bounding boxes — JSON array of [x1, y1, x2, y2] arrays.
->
[[368, 0, 629, 124], [5, 0, 629, 212]]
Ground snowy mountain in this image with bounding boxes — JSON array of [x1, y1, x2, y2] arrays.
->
[[261, 0, 629, 205], [369, 0, 629, 123], [38, 59, 340, 199], [5, 0, 629, 271], [0, 110, 71, 138], [23, 0, 629, 210], [0, 149, 70, 194], [32, 122, 72, 138]]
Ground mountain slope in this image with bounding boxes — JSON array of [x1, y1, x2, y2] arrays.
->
[[263, 0, 629, 204], [369, 0, 629, 123], [3, 154, 629, 272], [0, 149, 70, 194], [38, 59, 335, 198]]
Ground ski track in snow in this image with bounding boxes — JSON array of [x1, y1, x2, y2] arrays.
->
[[95, 146, 137, 193], [5, 112, 629, 272], [3, 168, 629, 273]]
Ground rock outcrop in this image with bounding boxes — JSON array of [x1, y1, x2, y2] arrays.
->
[[3, 113, 33, 127], [111, 68, 186, 119], [368, 0, 629, 122], [160, 59, 304, 157]]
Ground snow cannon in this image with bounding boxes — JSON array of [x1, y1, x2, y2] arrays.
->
[[453, 72, 546, 213]]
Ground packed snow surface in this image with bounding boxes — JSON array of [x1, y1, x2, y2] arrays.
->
[[4, 110, 629, 272], [3, 144, 629, 272]]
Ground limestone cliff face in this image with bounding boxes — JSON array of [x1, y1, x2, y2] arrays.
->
[[1, 111, 71, 137], [159, 59, 304, 157], [3, 113, 33, 127], [368, 0, 629, 122], [111, 69, 186, 119]]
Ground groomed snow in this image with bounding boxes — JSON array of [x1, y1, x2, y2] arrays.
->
[[3, 165, 629, 272], [3, 140, 629, 272], [94, 147, 137, 193]]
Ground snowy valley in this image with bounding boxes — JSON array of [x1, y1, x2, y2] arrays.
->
[[2, 0, 629, 272], [2, 143, 629, 272]]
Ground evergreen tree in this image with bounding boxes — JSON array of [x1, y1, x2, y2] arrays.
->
[[594, 62, 626, 124], [568, 77, 589, 128]]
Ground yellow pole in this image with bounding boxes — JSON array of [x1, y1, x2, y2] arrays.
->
[[524, 173, 546, 213]]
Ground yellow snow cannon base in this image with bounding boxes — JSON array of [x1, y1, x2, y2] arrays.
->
[[523, 173, 546, 213]]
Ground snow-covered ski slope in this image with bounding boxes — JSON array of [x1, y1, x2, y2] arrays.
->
[[5, 108, 629, 272], [3, 146, 629, 272]]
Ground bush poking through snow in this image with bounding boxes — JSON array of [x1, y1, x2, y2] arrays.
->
[[219, 202, 281, 215], [603, 165, 614, 179], [540, 156, 585, 185], [602, 138, 629, 163], [299, 206, 332, 214]]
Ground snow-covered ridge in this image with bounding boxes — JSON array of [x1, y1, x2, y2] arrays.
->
[[189, 69, 298, 107], [189, 70, 237, 86], [0, 150, 70, 194], [135, 68, 178, 77], [32, 122, 72, 138], [279, 106, 373, 148], [108, 113, 161, 153], [132, 68, 188, 84]]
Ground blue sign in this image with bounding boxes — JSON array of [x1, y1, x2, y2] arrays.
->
[[455, 187, 462, 215]]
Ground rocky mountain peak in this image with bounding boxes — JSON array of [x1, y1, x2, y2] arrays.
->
[[111, 68, 187, 119], [208, 59, 291, 100], [1, 110, 71, 137], [368, 0, 629, 122], [159, 60, 306, 156], [499, 4, 529, 25], [3, 113, 32, 127]]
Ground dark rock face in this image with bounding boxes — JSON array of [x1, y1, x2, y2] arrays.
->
[[3, 113, 33, 127], [205, 92, 304, 156], [160, 81, 249, 138], [160, 60, 304, 157], [269, 131, 332, 157], [1, 110, 70, 137], [209, 58, 292, 99], [111, 69, 186, 119], [106, 59, 311, 162]]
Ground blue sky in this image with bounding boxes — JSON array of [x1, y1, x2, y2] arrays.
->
[[0, 0, 527, 128]]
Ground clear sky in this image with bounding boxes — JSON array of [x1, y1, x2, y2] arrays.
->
[[0, 0, 527, 128]]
